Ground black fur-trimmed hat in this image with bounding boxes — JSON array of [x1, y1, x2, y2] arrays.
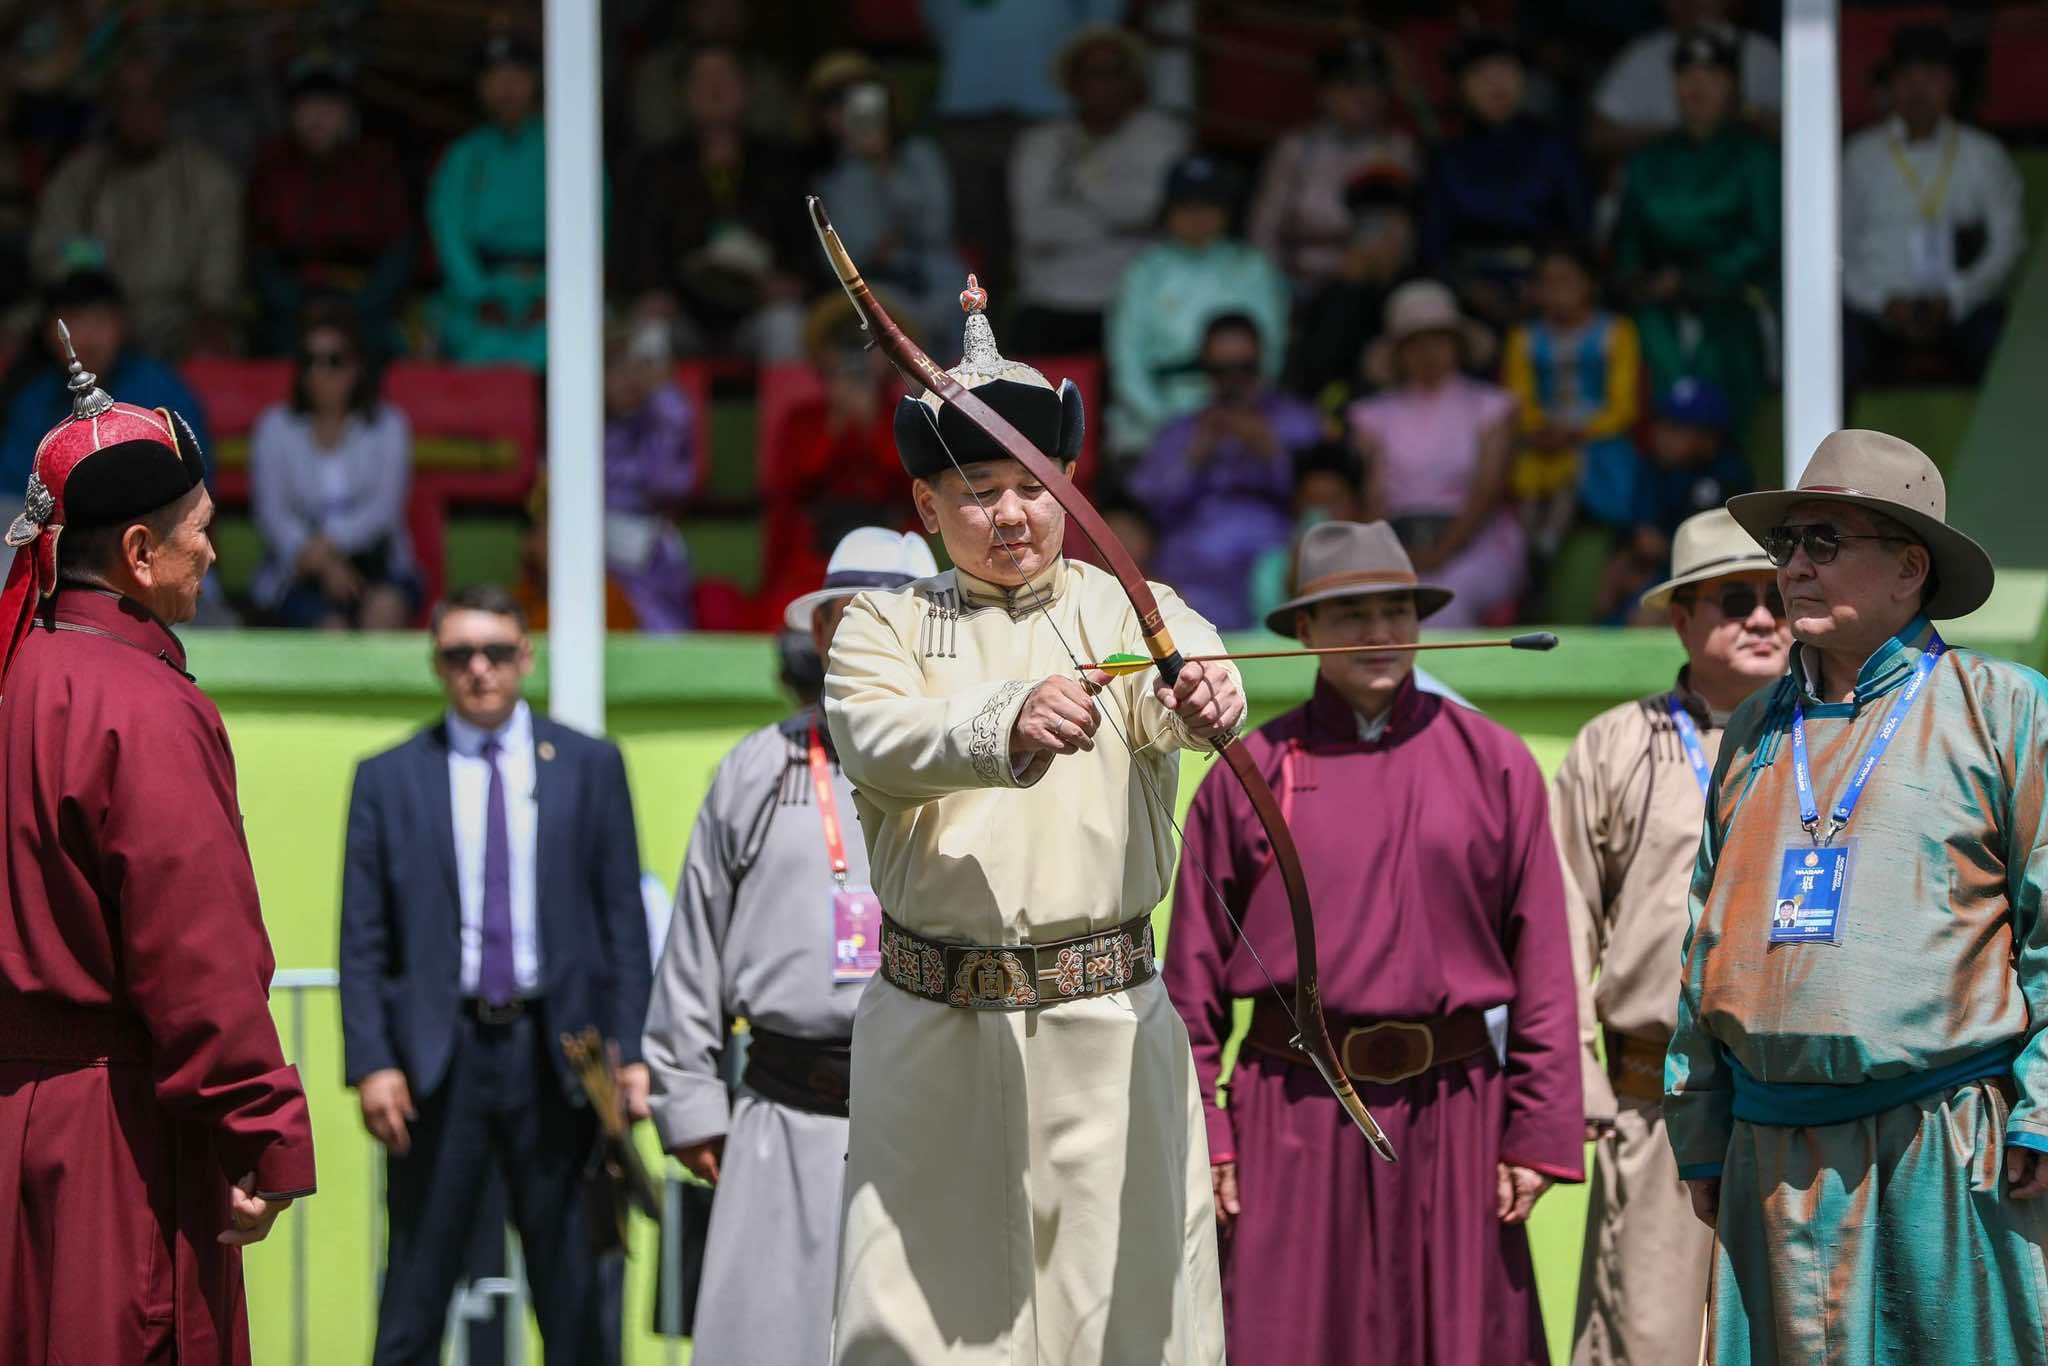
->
[[894, 275, 1085, 481]]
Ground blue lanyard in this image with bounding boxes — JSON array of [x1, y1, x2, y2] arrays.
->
[[1667, 696, 1713, 798], [1789, 634, 1945, 845]]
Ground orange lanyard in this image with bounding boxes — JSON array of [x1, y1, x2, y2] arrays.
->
[[807, 725, 849, 884]]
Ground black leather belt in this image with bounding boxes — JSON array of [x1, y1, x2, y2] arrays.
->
[[879, 912, 1156, 1011], [463, 998, 531, 1026], [742, 1028, 852, 1118]]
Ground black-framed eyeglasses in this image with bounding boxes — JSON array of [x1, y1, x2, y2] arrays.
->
[[1760, 523, 1907, 567], [1678, 582, 1786, 620], [437, 642, 520, 669]]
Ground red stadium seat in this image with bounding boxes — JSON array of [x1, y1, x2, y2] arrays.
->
[[672, 360, 714, 488], [754, 355, 1102, 494], [754, 360, 826, 497], [179, 357, 292, 501], [381, 363, 538, 502], [405, 482, 446, 626], [1981, 7, 2048, 132]]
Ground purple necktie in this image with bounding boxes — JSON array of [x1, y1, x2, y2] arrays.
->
[[477, 736, 516, 1007]]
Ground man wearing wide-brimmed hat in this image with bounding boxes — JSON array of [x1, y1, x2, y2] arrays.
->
[[1550, 508, 1790, 1366], [643, 527, 934, 1366], [1163, 519, 1581, 1366], [824, 284, 1239, 1365], [1665, 430, 2048, 1363]]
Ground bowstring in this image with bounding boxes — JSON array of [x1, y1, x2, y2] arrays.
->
[[911, 400, 1309, 1040]]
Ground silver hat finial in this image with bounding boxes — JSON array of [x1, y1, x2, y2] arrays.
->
[[56, 318, 114, 421]]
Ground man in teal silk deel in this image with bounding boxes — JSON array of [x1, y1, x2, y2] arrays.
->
[[1665, 429, 2048, 1364]]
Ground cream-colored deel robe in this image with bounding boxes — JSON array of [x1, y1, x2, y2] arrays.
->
[[823, 557, 1229, 1366]]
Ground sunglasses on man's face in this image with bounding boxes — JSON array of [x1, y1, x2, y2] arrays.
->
[[1680, 583, 1785, 620], [303, 348, 357, 371], [437, 642, 520, 670], [1760, 523, 1904, 568]]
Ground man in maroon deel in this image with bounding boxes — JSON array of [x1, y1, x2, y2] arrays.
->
[[0, 330, 316, 1364]]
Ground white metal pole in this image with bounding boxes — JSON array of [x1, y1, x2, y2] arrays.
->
[[1782, 0, 1842, 484], [544, 0, 606, 732]]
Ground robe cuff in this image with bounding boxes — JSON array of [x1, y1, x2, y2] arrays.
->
[[649, 1069, 731, 1152], [2004, 1128, 2048, 1157], [1663, 1088, 1735, 1175], [1582, 1046, 1619, 1126], [1500, 1117, 1585, 1184], [246, 1131, 319, 1202], [1204, 1102, 1234, 1165], [971, 678, 1047, 789], [1502, 1153, 1583, 1183]]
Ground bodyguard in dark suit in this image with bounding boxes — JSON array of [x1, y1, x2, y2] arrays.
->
[[341, 584, 653, 1366]]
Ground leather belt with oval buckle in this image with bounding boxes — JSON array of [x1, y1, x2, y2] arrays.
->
[[1343, 1020, 1437, 1085]]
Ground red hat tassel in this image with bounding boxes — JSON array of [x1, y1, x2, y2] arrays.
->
[[0, 539, 41, 697]]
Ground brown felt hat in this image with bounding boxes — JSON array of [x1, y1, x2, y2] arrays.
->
[[1263, 519, 1453, 637], [1724, 429, 1994, 619]]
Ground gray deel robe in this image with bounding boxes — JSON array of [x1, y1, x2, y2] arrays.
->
[[643, 712, 871, 1366]]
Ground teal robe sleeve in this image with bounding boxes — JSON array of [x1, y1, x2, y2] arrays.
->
[[1663, 694, 1757, 1179], [1693, 138, 1780, 300], [1107, 251, 1169, 435], [1998, 669, 2048, 1152], [427, 133, 491, 305]]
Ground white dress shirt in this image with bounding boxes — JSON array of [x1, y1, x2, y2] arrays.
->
[[448, 700, 542, 996], [1841, 115, 2027, 318]]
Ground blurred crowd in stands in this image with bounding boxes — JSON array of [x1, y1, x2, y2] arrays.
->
[[0, 0, 2029, 635]]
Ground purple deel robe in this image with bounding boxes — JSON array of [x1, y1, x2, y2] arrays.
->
[[602, 380, 696, 632], [1126, 392, 1322, 631], [1163, 674, 1582, 1366]]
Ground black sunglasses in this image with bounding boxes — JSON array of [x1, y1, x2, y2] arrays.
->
[[303, 348, 357, 370], [1204, 360, 1259, 379], [437, 642, 520, 669], [1678, 583, 1785, 620], [1760, 523, 1907, 568]]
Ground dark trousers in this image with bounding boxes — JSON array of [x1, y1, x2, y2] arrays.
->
[[372, 1010, 617, 1366], [1844, 301, 2007, 391]]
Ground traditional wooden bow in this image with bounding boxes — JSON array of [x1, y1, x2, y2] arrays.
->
[[807, 197, 1396, 1162]]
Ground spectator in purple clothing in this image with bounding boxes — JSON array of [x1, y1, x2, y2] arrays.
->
[[602, 319, 697, 632], [1126, 312, 1322, 630], [1418, 31, 1589, 330]]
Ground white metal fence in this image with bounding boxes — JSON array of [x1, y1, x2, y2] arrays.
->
[[269, 970, 691, 1366]]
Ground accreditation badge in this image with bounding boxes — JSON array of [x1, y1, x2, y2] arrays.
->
[[832, 887, 884, 982], [1905, 222, 1953, 290], [1768, 844, 1853, 945]]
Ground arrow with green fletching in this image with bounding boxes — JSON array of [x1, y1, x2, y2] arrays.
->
[[1081, 633, 1559, 677]]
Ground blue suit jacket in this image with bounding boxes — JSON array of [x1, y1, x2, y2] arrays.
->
[[338, 712, 651, 1099]]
